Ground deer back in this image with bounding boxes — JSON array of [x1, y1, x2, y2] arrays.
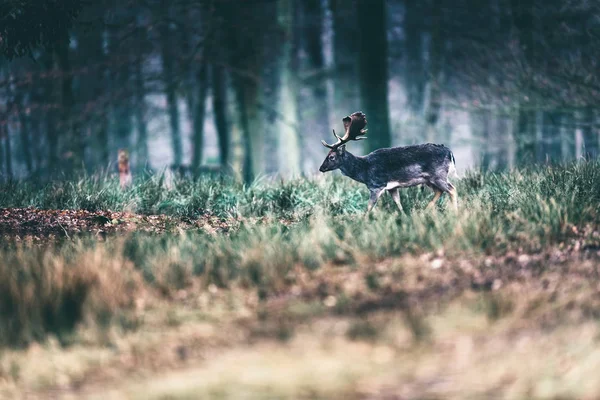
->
[[362, 143, 454, 189]]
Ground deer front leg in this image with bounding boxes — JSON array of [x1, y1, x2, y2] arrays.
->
[[388, 188, 405, 214], [365, 188, 384, 217]]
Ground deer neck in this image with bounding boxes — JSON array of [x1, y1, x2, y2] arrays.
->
[[339, 151, 368, 183]]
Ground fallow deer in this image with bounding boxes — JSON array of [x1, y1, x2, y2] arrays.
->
[[319, 112, 458, 215]]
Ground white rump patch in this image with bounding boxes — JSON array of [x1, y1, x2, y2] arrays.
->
[[448, 160, 457, 178], [385, 181, 401, 190]]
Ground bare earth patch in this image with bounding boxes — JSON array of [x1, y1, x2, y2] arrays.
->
[[0, 207, 243, 240]]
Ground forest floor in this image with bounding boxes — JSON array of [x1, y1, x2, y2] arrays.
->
[[6, 240, 600, 400], [2, 163, 600, 399]]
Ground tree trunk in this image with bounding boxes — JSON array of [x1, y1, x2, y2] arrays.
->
[[277, 0, 301, 176], [515, 107, 536, 164], [9, 63, 33, 175], [234, 79, 264, 183], [17, 102, 32, 175], [329, 0, 359, 122], [404, 0, 425, 116], [56, 40, 82, 172], [212, 64, 230, 169], [470, 109, 492, 170], [495, 113, 510, 169], [2, 123, 13, 179], [46, 108, 59, 174], [225, 1, 271, 182], [159, 0, 182, 166], [209, 1, 231, 170], [113, 58, 132, 158], [511, 0, 536, 165], [424, 0, 444, 141], [134, 46, 149, 169], [357, 0, 391, 152], [179, 9, 197, 137], [192, 62, 208, 176], [0, 127, 4, 179], [582, 107, 599, 159], [89, 22, 110, 169], [135, 61, 149, 167], [542, 111, 562, 162], [301, 0, 329, 153], [560, 110, 575, 162]]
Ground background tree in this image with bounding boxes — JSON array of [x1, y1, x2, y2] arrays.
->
[[357, 0, 391, 152]]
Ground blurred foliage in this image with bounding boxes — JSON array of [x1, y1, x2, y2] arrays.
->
[[0, 0, 83, 59]]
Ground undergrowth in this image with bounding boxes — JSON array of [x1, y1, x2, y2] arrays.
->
[[0, 160, 596, 222], [0, 161, 599, 348]]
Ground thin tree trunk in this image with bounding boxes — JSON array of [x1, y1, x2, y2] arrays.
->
[[91, 23, 110, 169], [134, 38, 149, 169], [496, 113, 510, 169], [234, 79, 264, 183], [404, 0, 425, 117], [17, 103, 32, 175], [225, 1, 269, 182], [179, 10, 196, 136], [542, 111, 562, 162], [56, 40, 82, 172], [0, 127, 4, 179], [329, 0, 359, 121], [560, 110, 575, 162], [357, 0, 391, 152], [110, 41, 132, 161], [2, 123, 13, 179], [515, 107, 536, 163], [424, 0, 444, 141], [511, 0, 536, 165], [159, 0, 183, 167], [30, 103, 43, 172], [471, 109, 492, 170], [277, 0, 300, 176], [10, 64, 33, 174], [46, 108, 59, 174], [192, 62, 208, 176], [582, 107, 599, 159], [301, 0, 329, 152], [212, 64, 230, 169]]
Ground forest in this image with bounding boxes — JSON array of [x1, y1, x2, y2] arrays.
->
[[2, 1, 600, 399], [1, 0, 599, 181]]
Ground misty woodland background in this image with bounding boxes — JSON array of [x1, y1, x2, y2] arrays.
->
[[2, 0, 600, 182]]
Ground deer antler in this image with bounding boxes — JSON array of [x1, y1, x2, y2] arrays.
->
[[321, 111, 368, 149]]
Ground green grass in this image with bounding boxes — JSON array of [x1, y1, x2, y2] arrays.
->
[[0, 161, 598, 347], [2, 162, 599, 223]]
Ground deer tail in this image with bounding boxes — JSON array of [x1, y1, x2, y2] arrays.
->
[[448, 151, 458, 179]]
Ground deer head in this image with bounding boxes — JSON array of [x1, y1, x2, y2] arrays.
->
[[319, 112, 367, 173]]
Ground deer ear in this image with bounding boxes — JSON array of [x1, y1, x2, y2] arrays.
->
[[337, 144, 346, 153]]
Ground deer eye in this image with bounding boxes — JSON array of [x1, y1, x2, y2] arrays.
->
[[328, 155, 335, 160]]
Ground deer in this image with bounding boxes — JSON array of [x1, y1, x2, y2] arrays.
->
[[319, 111, 458, 216]]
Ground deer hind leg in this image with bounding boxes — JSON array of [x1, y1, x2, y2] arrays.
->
[[426, 189, 443, 210], [447, 183, 458, 211], [388, 188, 405, 214], [365, 188, 384, 217]]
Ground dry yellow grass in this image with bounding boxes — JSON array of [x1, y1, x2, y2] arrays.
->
[[1, 249, 599, 399]]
